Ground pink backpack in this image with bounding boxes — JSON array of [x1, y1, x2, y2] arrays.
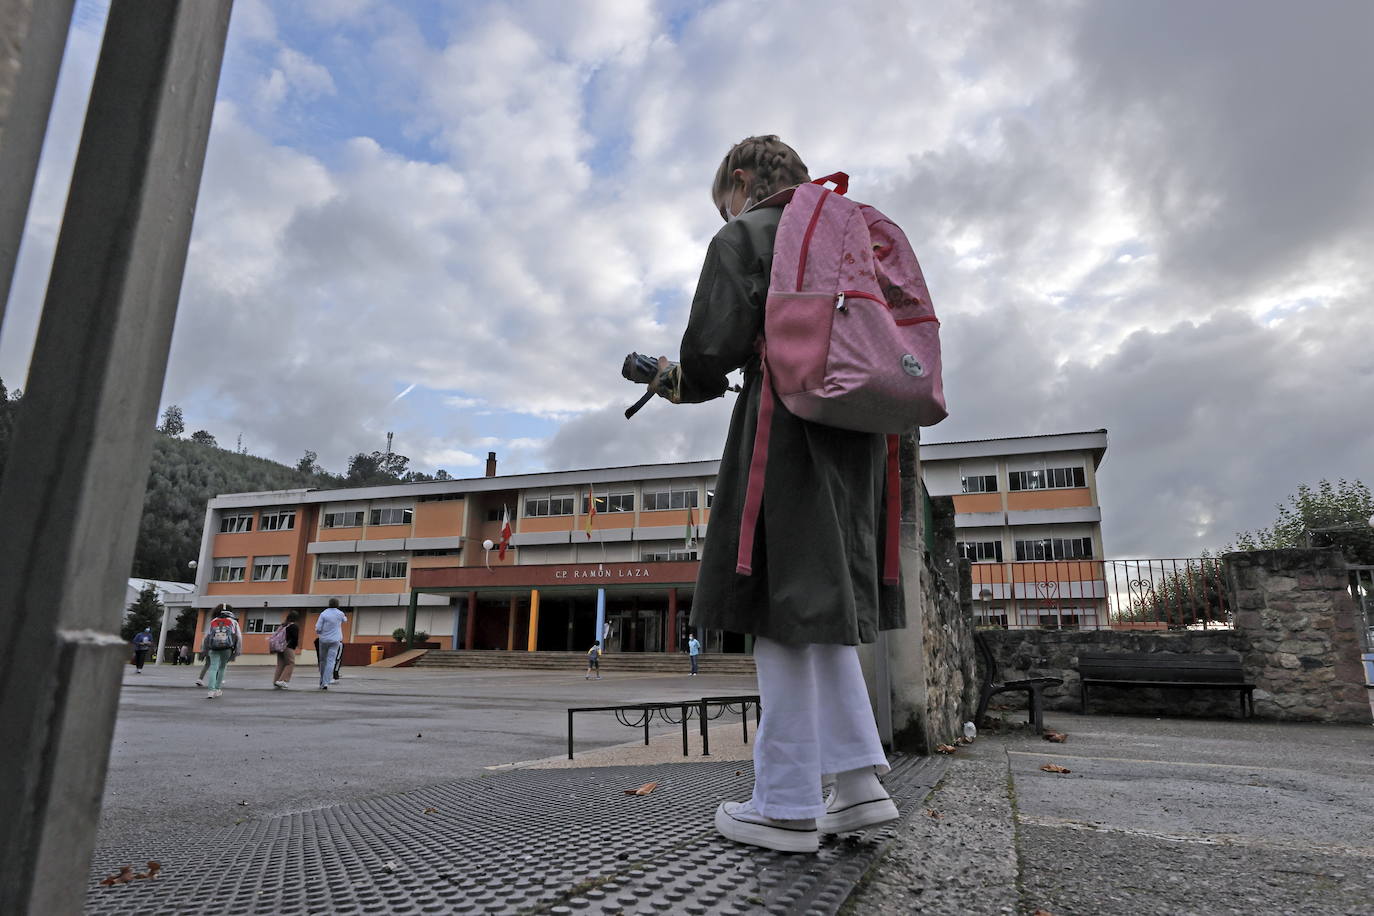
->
[[737, 173, 947, 584]]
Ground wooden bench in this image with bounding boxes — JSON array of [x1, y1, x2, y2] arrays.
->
[[976, 633, 1063, 735], [1077, 652, 1255, 717]]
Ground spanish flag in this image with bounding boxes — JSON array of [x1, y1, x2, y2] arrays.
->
[[585, 484, 597, 540]]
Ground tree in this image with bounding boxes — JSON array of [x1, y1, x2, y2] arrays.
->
[[121, 584, 165, 641], [190, 429, 217, 447], [345, 449, 410, 485], [296, 449, 321, 475], [167, 606, 198, 647], [158, 404, 185, 437], [1117, 556, 1232, 628], [1229, 479, 1374, 565]]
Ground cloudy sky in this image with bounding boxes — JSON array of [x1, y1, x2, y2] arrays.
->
[[5, 0, 1371, 558]]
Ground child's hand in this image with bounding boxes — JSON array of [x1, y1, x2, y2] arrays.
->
[[649, 356, 683, 403]]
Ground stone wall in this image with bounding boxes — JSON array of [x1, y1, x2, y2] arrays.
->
[[1226, 548, 1368, 723], [980, 628, 1247, 718], [922, 495, 978, 744], [979, 548, 1370, 724]]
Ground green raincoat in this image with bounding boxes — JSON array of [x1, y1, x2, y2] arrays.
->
[[680, 205, 905, 646]]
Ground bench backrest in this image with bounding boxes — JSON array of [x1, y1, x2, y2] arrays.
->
[[1077, 652, 1245, 682]]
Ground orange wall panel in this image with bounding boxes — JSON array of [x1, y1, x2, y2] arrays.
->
[[212, 528, 300, 559], [413, 500, 465, 538], [1006, 488, 1093, 511], [357, 578, 407, 594], [365, 523, 412, 540], [316, 527, 361, 542], [1009, 560, 1104, 582], [521, 516, 574, 533], [584, 513, 634, 530], [205, 579, 294, 596], [311, 578, 360, 595], [641, 509, 690, 527], [952, 493, 1003, 514], [410, 555, 463, 569]]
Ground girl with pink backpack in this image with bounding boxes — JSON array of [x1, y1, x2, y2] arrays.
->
[[650, 135, 944, 854]]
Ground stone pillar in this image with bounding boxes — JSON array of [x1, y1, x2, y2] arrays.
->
[[506, 597, 518, 650], [1225, 548, 1369, 723]]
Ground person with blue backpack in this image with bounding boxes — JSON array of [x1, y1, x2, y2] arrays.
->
[[200, 605, 241, 699], [647, 136, 945, 854]]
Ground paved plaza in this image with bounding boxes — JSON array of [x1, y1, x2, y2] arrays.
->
[[90, 663, 1374, 915]]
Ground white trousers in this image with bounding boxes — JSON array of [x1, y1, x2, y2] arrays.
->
[[750, 636, 889, 820]]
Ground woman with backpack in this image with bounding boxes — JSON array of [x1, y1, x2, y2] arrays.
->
[[649, 136, 910, 854], [271, 610, 301, 689], [200, 604, 241, 699]]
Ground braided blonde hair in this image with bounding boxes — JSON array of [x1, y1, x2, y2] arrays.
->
[[711, 135, 810, 212]]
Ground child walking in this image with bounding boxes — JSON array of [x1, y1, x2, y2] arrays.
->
[[652, 136, 905, 854], [585, 643, 602, 679]]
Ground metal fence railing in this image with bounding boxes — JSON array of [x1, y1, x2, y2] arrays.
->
[[971, 558, 1233, 631]]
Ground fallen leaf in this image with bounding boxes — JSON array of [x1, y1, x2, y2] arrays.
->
[[1040, 764, 1071, 774], [935, 744, 957, 754], [624, 781, 659, 796], [99, 866, 135, 886], [1031, 910, 1056, 916], [1043, 732, 1068, 743], [925, 809, 943, 819], [423, 807, 438, 815], [134, 861, 161, 880], [954, 736, 972, 746]]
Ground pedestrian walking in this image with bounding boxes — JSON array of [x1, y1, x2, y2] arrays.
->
[[200, 605, 241, 699], [177, 644, 191, 666], [271, 610, 301, 688], [650, 136, 915, 853], [315, 599, 347, 690], [688, 633, 701, 676], [131, 627, 153, 673], [585, 643, 602, 679]]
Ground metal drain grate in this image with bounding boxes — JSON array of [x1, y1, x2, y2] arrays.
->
[[87, 755, 943, 915]]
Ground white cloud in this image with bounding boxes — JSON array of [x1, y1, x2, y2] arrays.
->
[[6, 0, 1369, 558]]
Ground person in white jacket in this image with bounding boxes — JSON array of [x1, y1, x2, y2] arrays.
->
[[200, 605, 242, 698]]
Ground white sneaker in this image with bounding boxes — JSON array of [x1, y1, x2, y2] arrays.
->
[[195, 680, 204, 687], [818, 774, 899, 834], [214, 689, 223, 697], [206, 691, 215, 699], [714, 801, 818, 854]]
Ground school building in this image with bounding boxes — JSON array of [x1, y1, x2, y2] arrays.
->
[[190, 430, 1109, 657], [920, 429, 1110, 629]]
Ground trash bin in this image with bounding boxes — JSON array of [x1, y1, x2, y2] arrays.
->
[[370, 644, 384, 665]]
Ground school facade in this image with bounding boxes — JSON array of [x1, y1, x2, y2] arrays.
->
[[190, 431, 1109, 656]]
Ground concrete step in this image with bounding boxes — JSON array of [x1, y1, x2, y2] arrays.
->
[[413, 649, 756, 675]]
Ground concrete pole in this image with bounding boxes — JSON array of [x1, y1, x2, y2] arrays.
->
[[465, 591, 477, 649], [154, 600, 172, 665], [527, 588, 540, 651], [0, 0, 76, 325], [0, 3, 233, 912], [595, 587, 606, 652], [405, 590, 419, 648]]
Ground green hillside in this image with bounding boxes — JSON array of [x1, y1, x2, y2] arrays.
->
[[133, 435, 328, 579]]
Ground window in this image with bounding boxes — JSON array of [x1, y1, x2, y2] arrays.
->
[[524, 495, 574, 517], [582, 492, 634, 513], [219, 513, 253, 533], [1013, 537, 1094, 561], [643, 488, 698, 510], [252, 555, 289, 581], [643, 549, 698, 562], [212, 557, 246, 582], [961, 475, 998, 494], [244, 615, 281, 634], [364, 559, 408, 579], [957, 540, 1004, 562], [1008, 466, 1085, 491], [316, 559, 359, 580], [369, 507, 414, 526], [259, 510, 296, 531], [486, 506, 514, 522], [419, 493, 464, 503], [412, 548, 460, 557], [323, 510, 364, 529]]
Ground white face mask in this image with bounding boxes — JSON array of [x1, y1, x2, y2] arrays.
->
[[723, 191, 752, 222]]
